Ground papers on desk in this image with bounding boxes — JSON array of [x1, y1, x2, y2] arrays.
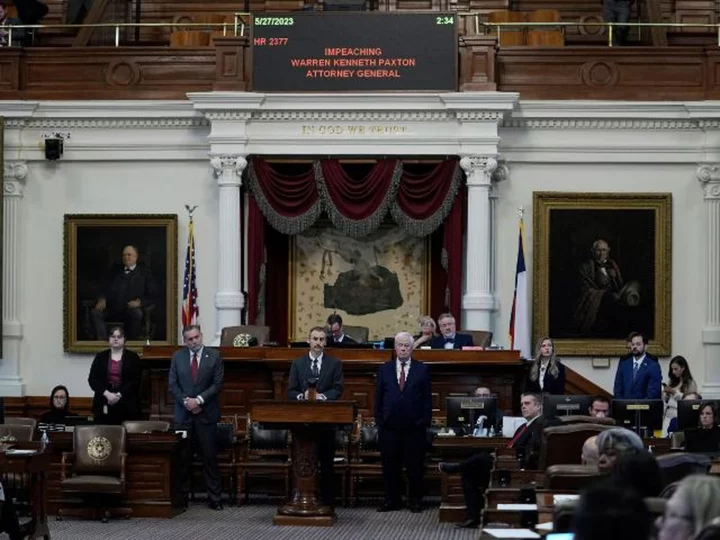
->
[[536, 522, 554, 531], [5, 449, 37, 456], [553, 494, 580, 505], [483, 528, 541, 538], [502, 417, 526, 438], [497, 503, 538, 510]]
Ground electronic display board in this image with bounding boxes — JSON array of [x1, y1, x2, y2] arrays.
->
[[251, 12, 457, 92]]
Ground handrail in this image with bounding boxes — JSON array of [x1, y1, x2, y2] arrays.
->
[[3, 12, 252, 47], [454, 14, 720, 46]]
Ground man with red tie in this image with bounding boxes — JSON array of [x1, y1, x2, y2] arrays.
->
[[438, 392, 549, 528], [374, 331, 432, 514], [169, 325, 225, 510]]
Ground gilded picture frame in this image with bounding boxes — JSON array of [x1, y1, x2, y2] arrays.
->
[[533, 192, 672, 357], [289, 224, 430, 343], [64, 214, 178, 353]]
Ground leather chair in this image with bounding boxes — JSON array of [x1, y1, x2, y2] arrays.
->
[[4, 417, 38, 431], [236, 414, 290, 504], [538, 423, 613, 469], [545, 464, 604, 491], [343, 325, 369, 344], [557, 415, 616, 426], [121, 420, 170, 434], [190, 418, 238, 505], [333, 428, 352, 506], [220, 325, 270, 347], [0, 424, 35, 442], [467, 330, 493, 348], [656, 452, 711, 488], [349, 418, 383, 505], [58, 425, 131, 522]]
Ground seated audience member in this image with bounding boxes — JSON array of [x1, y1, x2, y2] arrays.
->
[[574, 481, 652, 540], [596, 427, 645, 474], [430, 313, 474, 350], [437, 392, 549, 529], [0, 3, 23, 47], [698, 401, 719, 431], [473, 386, 492, 398], [471, 386, 500, 433], [667, 392, 703, 434], [325, 314, 356, 345], [663, 355, 697, 434], [413, 315, 438, 349], [581, 435, 599, 466], [588, 396, 611, 418], [524, 336, 566, 395], [610, 451, 663, 498], [684, 401, 720, 452], [39, 385, 77, 424], [657, 475, 720, 540]]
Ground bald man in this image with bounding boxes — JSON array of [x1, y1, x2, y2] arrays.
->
[[582, 435, 599, 467]]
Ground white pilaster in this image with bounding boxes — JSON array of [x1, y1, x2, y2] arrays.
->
[[210, 155, 247, 344], [2, 162, 28, 396], [460, 156, 497, 332], [698, 164, 720, 398]]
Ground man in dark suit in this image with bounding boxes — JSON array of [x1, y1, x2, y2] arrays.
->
[[430, 313, 474, 350], [169, 325, 224, 510], [613, 331, 662, 399], [326, 314, 357, 345], [287, 326, 344, 507], [91, 244, 158, 340], [375, 331, 432, 514], [439, 392, 549, 528]]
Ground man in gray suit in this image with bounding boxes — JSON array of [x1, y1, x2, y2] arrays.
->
[[287, 326, 344, 506], [169, 325, 224, 510]]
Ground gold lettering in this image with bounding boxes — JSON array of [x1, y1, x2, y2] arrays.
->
[[299, 125, 408, 136]]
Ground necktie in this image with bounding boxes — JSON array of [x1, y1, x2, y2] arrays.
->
[[191, 353, 199, 383], [312, 358, 319, 377], [399, 361, 407, 391], [506, 423, 528, 449], [633, 361, 640, 380]]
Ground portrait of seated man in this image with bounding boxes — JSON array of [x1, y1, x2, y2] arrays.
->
[[90, 245, 158, 340]]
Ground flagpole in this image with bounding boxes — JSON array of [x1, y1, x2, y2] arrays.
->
[[183, 205, 199, 331]]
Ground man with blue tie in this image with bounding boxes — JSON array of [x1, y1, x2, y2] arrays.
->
[[430, 313, 474, 349], [375, 331, 432, 513], [287, 326, 344, 507], [613, 331, 662, 399], [169, 325, 225, 510]]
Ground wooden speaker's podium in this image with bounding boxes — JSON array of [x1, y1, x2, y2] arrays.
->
[[250, 398, 357, 526]]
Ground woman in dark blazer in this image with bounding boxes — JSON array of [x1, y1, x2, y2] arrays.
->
[[88, 326, 142, 425], [525, 336, 566, 395]]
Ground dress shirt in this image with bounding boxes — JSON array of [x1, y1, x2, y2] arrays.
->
[[633, 354, 646, 374], [539, 361, 548, 390], [396, 357, 411, 382], [125, 263, 137, 273], [443, 335, 456, 350]]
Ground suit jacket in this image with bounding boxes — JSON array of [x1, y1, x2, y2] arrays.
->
[[525, 362, 566, 395], [329, 334, 357, 346], [101, 263, 158, 314], [374, 359, 432, 430], [509, 415, 552, 469], [169, 347, 224, 424], [287, 353, 343, 400], [613, 354, 662, 399], [88, 348, 142, 419], [430, 333, 474, 350]]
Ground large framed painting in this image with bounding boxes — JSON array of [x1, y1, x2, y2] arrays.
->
[[64, 214, 178, 353], [289, 224, 430, 342], [533, 192, 672, 357]]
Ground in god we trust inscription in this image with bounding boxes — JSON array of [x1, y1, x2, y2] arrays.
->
[[300, 125, 409, 136]]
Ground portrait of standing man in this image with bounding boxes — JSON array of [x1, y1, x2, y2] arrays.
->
[[287, 326, 344, 507], [169, 325, 225, 510], [375, 331, 432, 513]]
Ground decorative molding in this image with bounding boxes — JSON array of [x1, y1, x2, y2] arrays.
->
[[252, 111, 452, 122], [698, 165, 720, 199], [211, 155, 247, 186], [205, 112, 253, 122], [3, 162, 28, 198], [460, 156, 498, 187], [21, 118, 209, 129], [503, 118, 698, 130]]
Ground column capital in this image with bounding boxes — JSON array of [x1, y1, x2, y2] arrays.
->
[[460, 156, 498, 187], [3, 161, 28, 198], [697, 164, 720, 199], [210, 154, 247, 187]]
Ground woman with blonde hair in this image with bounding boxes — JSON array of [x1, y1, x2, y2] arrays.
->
[[525, 336, 566, 395], [657, 475, 720, 540], [413, 316, 438, 349]]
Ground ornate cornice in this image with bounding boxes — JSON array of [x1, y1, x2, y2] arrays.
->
[[503, 118, 699, 130], [697, 165, 720, 199], [15, 118, 209, 129]]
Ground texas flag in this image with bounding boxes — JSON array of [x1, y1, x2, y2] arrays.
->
[[509, 219, 531, 359]]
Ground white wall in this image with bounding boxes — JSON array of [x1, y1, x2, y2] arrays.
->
[[21, 160, 218, 397]]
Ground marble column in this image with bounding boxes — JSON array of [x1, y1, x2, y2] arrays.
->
[[210, 154, 247, 344], [460, 156, 498, 332], [2, 162, 28, 396], [698, 165, 720, 398]]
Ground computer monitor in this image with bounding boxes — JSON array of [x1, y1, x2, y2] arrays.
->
[[446, 396, 498, 434], [677, 399, 720, 431], [684, 428, 720, 454], [542, 395, 596, 418], [63, 415, 93, 426], [289, 341, 310, 348], [611, 399, 664, 436], [330, 341, 375, 349]]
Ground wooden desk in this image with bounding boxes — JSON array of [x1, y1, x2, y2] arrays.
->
[[141, 347, 525, 424], [1, 445, 52, 539], [44, 432, 185, 518]]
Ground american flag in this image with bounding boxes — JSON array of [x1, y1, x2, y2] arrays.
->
[[181, 218, 199, 327]]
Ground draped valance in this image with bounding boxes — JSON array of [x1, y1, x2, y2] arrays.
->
[[247, 157, 462, 238]]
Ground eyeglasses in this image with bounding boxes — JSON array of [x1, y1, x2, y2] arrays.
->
[[52, 395, 67, 401], [109, 334, 124, 339]]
